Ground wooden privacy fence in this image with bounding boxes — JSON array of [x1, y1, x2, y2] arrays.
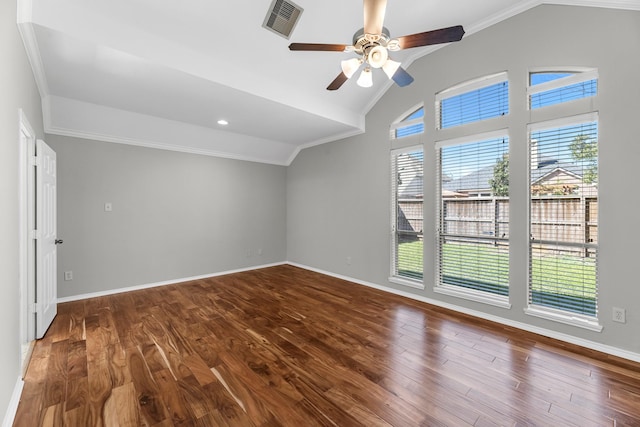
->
[[398, 195, 598, 252]]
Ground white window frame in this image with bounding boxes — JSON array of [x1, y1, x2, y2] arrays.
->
[[527, 68, 598, 110], [435, 72, 509, 130], [390, 103, 425, 141], [390, 145, 425, 289], [524, 111, 602, 332], [435, 129, 511, 309]]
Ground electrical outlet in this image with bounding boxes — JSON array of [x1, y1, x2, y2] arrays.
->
[[346, 256, 352, 265], [64, 271, 73, 281], [612, 307, 626, 323]]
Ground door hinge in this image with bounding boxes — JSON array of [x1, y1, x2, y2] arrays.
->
[[32, 229, 40, 240], [31, 156, 40, 167], [30, 302, 40, 314]]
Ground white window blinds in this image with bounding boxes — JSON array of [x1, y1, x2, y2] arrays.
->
[[438, 134, 509, 297], [391, 107, 425, 140], [436, 73, 509, 129], [528, 115, 598, 317], [528, 70, 598, 109], [391, 147, 424, 282]]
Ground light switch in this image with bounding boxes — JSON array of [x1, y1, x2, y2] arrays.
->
[[105, 202, 113, 212]]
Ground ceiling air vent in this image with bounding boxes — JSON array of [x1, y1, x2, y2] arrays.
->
[[263, 0, 303, 39]]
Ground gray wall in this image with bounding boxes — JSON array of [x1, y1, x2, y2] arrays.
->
[[47, 135, 287, 298], [0, 0, 44, 420], [287, 5, 640, 354]]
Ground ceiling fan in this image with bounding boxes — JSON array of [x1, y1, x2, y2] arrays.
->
[[288, 0, 465, 90]]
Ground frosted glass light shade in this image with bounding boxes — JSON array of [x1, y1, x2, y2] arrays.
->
[[357, 68, 373, 87], [341, 58, 362, 79], [368, 45, 388, 68]]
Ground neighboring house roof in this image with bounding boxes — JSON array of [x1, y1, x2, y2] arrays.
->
[[531, 166, 582, 186], [442, 156, 585, 193], [397, 153, 424, 198]]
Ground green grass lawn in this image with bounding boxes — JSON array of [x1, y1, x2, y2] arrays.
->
[[397, 240, 596, 313], [397, 240, 424, 280]]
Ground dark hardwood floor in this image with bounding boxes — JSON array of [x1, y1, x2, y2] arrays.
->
[[14, 265, 640, 426]]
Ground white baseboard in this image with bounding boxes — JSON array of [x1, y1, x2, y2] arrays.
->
[[287, 262, 640, 364], [2, 377, 24, 427], [53, 260, 640, 364], [57, 262, 287, 303]]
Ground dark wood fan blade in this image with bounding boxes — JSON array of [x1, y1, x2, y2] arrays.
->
[[396, 25, 465, 50], [327, 72, 349, 91], [391, 66, 414, 87], [364, 0, 387, 35], [289, 43, 348, 52]]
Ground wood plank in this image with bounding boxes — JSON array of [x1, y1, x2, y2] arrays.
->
[[42, 339, 69, 408], [13, 265, 640, 426], [126, 346, 170, 425], [64, 375, 88, 412], [152, 368, 195, 425], [111, 382, 142, 427]]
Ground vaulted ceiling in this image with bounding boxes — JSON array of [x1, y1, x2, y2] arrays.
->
[[17, 0, 639, 165]]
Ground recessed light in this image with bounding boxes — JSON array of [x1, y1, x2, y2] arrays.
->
[[217, 119, 229, 126]]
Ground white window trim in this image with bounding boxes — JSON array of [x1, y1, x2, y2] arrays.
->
[[435, 130, 511, 308], [525, 306, 603, 332], [527, 112, 599, 133], [435, 285, 512, 309], [435, 72, 509, 131], [526, 111, 601, 330], [390, 117, 425, 135], [435, 128, 509, 149], [527, 69, 598, 98], [389, 276, 425, 290], [390, 144, 424, 287], [390, 103, 425, 140], [436, 71, 509, 101]]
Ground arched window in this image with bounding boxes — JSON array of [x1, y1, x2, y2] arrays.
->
[[528, 69, 598, 109], [390, 106, 424, 139]]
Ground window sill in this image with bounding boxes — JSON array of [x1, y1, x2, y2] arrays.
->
[[525, 306, 603, 332], [434, 285, 511, 309], [389, 276, 425, 290]]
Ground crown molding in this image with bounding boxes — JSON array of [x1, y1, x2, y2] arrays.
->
[[16, 22, 49, 98], [46, 124, 292, 166], [285, 127, 366, 165], [544, 0, 640, 10]]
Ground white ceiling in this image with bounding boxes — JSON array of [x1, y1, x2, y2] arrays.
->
[[17, 0, 639, 165]]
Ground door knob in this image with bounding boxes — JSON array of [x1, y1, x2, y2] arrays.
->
[[55, 239, 63, 245]]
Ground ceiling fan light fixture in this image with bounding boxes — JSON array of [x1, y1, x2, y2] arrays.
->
[[357, 67, 373, 88], [382, 58, 401, 79], [368, 45, 388, 68], [341, 58, 362, 79]]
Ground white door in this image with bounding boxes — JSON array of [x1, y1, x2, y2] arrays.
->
[[36, 139, 58, 338]]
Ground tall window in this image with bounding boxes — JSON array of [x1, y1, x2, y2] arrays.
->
[[435, 73, 510, 306], [528, 115, 599, 321], [391, 147, 423, 285], [437, 134, 510, 302]]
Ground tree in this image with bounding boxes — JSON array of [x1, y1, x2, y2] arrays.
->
[[489, 154, 509, 196], [569, 134, 598, 184]]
